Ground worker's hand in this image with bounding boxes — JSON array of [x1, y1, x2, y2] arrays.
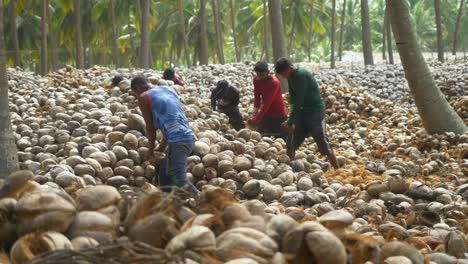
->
[[280, 121, 295, 134], [156, 141, 167, 153], [147, 152, 155, 164], [247, 119, 256, 129], [148, 142, 155, 157], [151, 151, 166, 168]]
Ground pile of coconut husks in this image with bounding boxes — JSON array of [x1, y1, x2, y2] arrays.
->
[[1, 61, 467, 263]]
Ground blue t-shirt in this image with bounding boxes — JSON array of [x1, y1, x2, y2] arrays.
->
[[144, 86, 195, 143]]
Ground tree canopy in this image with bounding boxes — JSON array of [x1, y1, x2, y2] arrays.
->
[[3, 0, 467, 71]]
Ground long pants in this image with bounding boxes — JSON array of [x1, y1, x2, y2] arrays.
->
[[257, 116, 288, 140], [287, 110, 333, 155], [159, 140, 200, 195], [225, 107, 246, 131]]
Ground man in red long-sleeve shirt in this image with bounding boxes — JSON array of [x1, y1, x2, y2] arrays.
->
[[163, 68, 185, 87], [248, 61, 288, 139]]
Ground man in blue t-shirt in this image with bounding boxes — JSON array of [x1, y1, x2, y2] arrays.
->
[[131, 76, 199, 195]]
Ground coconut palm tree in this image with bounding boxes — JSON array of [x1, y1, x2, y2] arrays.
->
[[386, 7, 394, 64], [211, 0, 224, 64], [48, 3, 59, 70], [41, 0, 48, 75], [262, 0, 269, 62], [452, 0, 464, 55], [361, 0, 374, 65], [199, 0, 209, 65], [229, 0, 241, 62], [343, 0, 361, 52], [382, 8, 387, 61], [73, 0, 84, 68], [140, 0, 150, 68], [110, 0, 119, 67], [387, 0, 466, 134], [305, 0, 328, 62], [9, 0, 21, 67], [331, 0, 336, 68], [0, 0, 19, 178], [338, 0, 346, 61], [268, 0, 287, 60], [434, 0, 444, 61], [178, 0, 191, 66]]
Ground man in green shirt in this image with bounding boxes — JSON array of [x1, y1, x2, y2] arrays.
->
[[275, 58, 339, 170]]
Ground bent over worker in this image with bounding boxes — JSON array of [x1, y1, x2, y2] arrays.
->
[[274, 58, 339, 169], [210, 79, 246, 130], [131, 76, 199, 195], [163, 68, 185, 87], [248, 61, 288, 139]]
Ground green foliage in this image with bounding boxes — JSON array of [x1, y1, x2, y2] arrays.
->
[[2, 0, 467, 70]]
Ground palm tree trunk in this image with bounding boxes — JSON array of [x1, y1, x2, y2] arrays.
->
[[434, 0, 444, 62], [331, 0, 337, 68], [40, 0, 48, 75], [382, 9, 387, 61], [192, 44, 198, 66], [140, 0, 150, 68], [262, 0, 269, 62], [268, 0, 287, 60], [387, 0, 466, 134], [10, 0, 21, 67], [338, 0, 346, 61], [135, 0, 142, 34], [169, 44, 174, 68], [88, 46, 94, 66], [0, 0, 19, 178], [452, 0, 464, 55], [178, 0, 191, 67], [161, 47, 166, 69], [128, 7, 134, 66], [200, 0, 209, 65], [386, 7, 394, 64], [48, 4, 58, 70], [360, 0, 374, 65], [287, 3, 297, 57], [136, 0, 144, 67], [149, 49, 154, 69], [230, 0, 240, 62], [211, 0, 224, 64], [73, 0, 84, 69], [100, 39, 108, 66], [110, 0, 119, 67], [307, 2, 314, 62]]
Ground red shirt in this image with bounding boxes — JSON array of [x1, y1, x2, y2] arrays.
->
[[173, 77, 185, 86], [253, 75, 288, 124]]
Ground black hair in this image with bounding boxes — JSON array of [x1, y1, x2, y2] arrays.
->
[[254, 61, 269, 72], [163, 68, 175, 80], [130, 76, 149, 91], [111, 75, 123, 87], [274, 57, 294, 74], [216, 79, 229, 90]]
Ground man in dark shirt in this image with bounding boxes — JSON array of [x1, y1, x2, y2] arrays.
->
[[111, 75, 123, 88], [275, 58, 339, 169], [247, 61, 288, 139], [211, 80, 245, 130], [163, 68, 185, 86]]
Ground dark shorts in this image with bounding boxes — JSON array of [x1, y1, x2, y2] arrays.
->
[[258, 116, 288, 139], [287, 110, 333, 155]]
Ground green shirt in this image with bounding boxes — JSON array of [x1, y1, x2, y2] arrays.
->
[[287, 67, 325, 125]]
